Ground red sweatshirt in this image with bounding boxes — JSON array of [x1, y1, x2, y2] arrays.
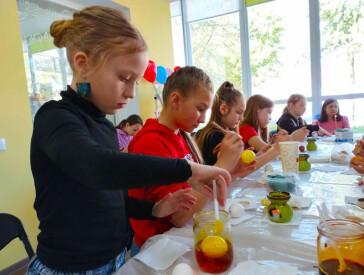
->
[[128, 119, 195, 247]]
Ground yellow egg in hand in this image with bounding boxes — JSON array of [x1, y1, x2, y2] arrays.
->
[[201, 236, 228, 258], [241, 150, 256, 164]]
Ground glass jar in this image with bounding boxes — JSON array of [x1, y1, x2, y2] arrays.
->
[[267, 191, 293, 223], [193, 210, 233, 273], [317, 219, 364, 274], [299, 153, 311, 171], [306, 138, 317, 151]]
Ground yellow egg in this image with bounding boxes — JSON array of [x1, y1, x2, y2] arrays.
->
[[241, 150, 256, 164], [261, 196, 270, 207], [213, 220, 224, 235], [201, 236, 228, 258], [267, 147, 274, 152]]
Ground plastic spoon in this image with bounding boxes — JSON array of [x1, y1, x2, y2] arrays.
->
[[316, 205, 348, 273], [212, 180, 224, 235]]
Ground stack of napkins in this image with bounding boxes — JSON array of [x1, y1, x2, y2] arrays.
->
[[229, 261, 297, 275], [134, 237, 190, 270]]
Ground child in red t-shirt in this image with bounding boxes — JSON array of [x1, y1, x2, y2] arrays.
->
[[239, 94, 309, 152], [128, 67, 247, 255]]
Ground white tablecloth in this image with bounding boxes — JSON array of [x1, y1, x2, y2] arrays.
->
[[115, 137, 363, 275]]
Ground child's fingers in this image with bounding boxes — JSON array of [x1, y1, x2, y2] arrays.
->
[[350, 160, 364, 166], [174, 189, 197, 203], [178, 205, 192, 211], [225, 131, 242, 141], [215, 175, 227, 207], [278, 129, 288, 135]]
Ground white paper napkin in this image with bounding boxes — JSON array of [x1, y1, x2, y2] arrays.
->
[[224, 198, 256, 225], [229, 213, 254, 225], [309, 155, 331, 163], [290, 195, 312, 209], [345, 196, 364, 208], [134, 237, 190, 270], [341, 168, 361, 175], [229, 261, 297, 275], [225, 197, 257, 211], [262, 211, 303, 226]]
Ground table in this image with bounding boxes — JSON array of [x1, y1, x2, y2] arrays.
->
[[116, 137, 363, 275]]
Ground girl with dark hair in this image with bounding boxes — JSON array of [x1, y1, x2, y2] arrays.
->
[[312, 99, 350, 134], [116, 114, 143, 151], [239, 94, 308, 152], [277, 94, 330, 136]]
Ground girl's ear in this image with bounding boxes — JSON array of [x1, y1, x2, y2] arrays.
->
[[73, 51, 89, 78], [170, 91, 181, 110], [125, 122, 130, 128], [219, 102, 229, 115]]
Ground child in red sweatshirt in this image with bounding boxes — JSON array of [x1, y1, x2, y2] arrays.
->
[[128, 67, 246, 255]]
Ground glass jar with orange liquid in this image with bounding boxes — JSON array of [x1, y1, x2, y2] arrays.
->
[[193, 210, 233, 274], [317, 219, 364, 274]]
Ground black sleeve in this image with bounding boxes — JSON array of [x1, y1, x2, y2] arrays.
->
[[277, 115, 301, 134], [306, 124, 319, 134], [124, 191, 156, 220], [34, 106, 192, 190], [202, 130, 224, 166]]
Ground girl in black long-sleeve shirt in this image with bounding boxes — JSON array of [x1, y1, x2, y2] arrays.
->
[[277, 94, 330, 136], [27, 6, 230, 274]]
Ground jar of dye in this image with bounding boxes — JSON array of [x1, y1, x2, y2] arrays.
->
[[193, 210, 233, 274], [317, 219, 364, 274]]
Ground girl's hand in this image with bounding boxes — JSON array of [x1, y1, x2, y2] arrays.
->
[[353, 140, 364, 157], [215, 131, 244, 171], [152, 188, 197, 218], [291, 127, 309, 142], [272, 129, 291, 144], [318, 126, 331, 136], [186, 161, 231, 207], [350, 159, 364, 174], [256, 144, 273, 156], [230, 158, 256, 179]]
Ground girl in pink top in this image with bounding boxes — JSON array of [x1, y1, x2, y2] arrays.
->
[[312, 99, 350, 134], [116, 114, 143, 151]]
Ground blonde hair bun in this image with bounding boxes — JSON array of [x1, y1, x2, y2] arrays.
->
[[50, 19, 71, 48]]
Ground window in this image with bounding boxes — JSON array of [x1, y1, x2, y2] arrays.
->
[[170, 0, 186, 67], [171, 0, 364, 128], [17, 0, 133, 124], [320, 0, 364, 96], [190, 12, 242, 91], [17, 0, 74, 120], [248, 0, 311, 102]]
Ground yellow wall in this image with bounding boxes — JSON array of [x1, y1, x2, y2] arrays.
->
[[0, 0, 174, 270], [114, 0, 175, 120], [0, 0, 38, 270]]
